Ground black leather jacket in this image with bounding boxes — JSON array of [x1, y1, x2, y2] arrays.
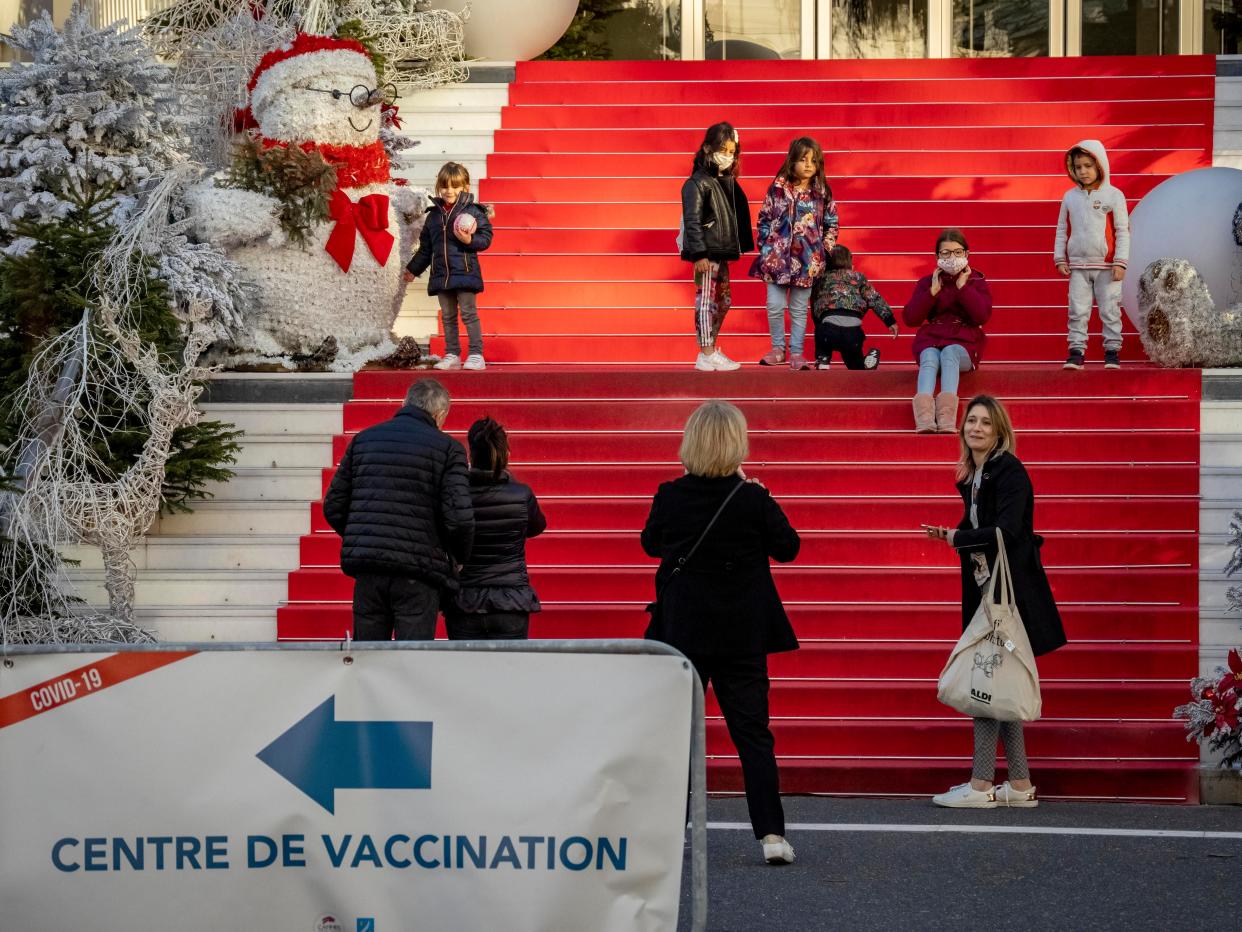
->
[[680, 169, 754, 263]]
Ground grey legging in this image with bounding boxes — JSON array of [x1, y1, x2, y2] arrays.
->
[[971, 718, 1030, 782]]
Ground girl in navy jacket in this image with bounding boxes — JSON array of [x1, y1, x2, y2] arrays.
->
[[407, 162, 494, 370]]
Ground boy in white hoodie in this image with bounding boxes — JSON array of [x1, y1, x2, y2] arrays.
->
[[1053, 140, 1130, 369]]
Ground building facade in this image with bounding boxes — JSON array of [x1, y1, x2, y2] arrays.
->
[[590, 0, 1240, 59]]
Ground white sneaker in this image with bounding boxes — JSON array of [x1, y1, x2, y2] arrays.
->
[[761, 834, 795, 865], [709, 350, 741, 371], [694, 352, 717, 371], [932, 782, 996, 808], [434, 354, 461, 370], [463, 354, 486, 371], [993, 781, 1038, 808]]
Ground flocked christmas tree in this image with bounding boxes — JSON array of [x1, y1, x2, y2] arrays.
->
[[0, 8, 249, 640]]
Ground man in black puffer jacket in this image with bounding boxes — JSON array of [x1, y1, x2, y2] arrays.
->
[[323, 378, 474, 640]]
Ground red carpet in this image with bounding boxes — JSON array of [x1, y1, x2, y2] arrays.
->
[[278, 56, 1212, 801]]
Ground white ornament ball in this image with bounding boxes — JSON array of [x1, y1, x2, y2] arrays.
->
[[453, 213, 478, 238], [428, 0, 578, 60], [1123, 167, 1242, 331]]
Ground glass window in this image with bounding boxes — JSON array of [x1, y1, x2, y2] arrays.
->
[[542, 1, 681, 60], [1205, 0, 1242, 53], [953, 0, 1048, 56], [831, 0, 928, 58], [1081, 0, 1178, 54], [705, 0, 803, 59]]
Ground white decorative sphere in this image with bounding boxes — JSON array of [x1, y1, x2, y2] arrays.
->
[[453, 212, 477, 237], [429, 0, 578, 60], [1123, 167, 1242, 331]]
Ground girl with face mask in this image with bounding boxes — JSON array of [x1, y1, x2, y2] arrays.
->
[[678, 122, 755, 371], [901, 229, 993, 434]]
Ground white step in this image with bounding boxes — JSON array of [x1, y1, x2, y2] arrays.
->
[[1201, 435, 1242, 467], [402, 108, 502, 132], [397, 155, 489, 184], [133, 607, 279, 643], [405, 133, 496, 156], [1201, 467, 1242, 498], [1201, 503, 1242, 536], [200, 467, 324, 503], [68, 569, 289, 607], [397, 83, 509, 108], [1214, 129, 1242, 150], [199, 403, 342, 436], [230, 434, 335, 469], [1214, 152, 1242, 169], [64, 536, 301, 571], [1201, 401, 1242, 433], [1219, 77, 1242, 103], [150, 500, 310, 535]]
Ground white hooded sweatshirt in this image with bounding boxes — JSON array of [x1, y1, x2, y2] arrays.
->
[[1053, 139, 1130, 271]]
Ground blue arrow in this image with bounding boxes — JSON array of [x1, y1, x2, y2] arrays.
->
[[257, 696, 433, 813]]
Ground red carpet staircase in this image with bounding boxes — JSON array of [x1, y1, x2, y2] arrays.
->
[[278, 56, 1213, 801]]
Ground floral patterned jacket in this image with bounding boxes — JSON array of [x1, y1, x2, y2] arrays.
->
[[748, 177, 839, 288]]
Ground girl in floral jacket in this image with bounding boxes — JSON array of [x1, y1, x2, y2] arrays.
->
[[750, 137, 839, 370]]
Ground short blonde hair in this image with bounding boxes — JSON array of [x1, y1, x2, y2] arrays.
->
[[955, 394, 1016, 483], [679, 400, 748, 478]]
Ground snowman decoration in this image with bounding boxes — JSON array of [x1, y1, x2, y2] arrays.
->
[[189, 33, 423, 368]]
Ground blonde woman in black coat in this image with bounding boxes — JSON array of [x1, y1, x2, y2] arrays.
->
[[641, 400, 800, 864], [923, 394, 1066, 808]]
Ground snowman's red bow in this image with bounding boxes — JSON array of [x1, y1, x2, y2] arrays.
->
[[325, 190, 394, 273]]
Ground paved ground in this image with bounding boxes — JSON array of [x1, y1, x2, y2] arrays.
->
[[677, 796, 1242, 931]]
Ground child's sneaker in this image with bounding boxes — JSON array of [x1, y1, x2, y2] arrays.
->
[[1104, 349, 1121, 369], [434, 353, 461, 370], [759, 348, 785, 366], [694, 352, 718, 371], [931, 782, 996, 808], [462, 354, 486, 371], [1063, 350, 1084, 370], [708, 350, 740, 371], [863, 348, 880, 370], [993, 781, 1038, 808], [788, 354, 813, 371], [815, 356, 831, 370]]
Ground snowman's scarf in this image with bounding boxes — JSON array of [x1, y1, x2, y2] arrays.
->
[[259, 136, 391, 189], [260, 136, 393, 272]]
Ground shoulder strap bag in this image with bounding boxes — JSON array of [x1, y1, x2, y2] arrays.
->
[[644, 479, 746, 639]]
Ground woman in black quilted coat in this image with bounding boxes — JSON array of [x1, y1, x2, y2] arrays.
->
[[446, 418, 547, 640]]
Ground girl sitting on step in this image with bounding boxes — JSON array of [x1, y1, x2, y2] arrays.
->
[[679, 122, 754, 372], [750, 136, 839, 371], [902, 229, 993, 433]]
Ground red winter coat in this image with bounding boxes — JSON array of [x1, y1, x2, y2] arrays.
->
[[902, 270, 993, 366]]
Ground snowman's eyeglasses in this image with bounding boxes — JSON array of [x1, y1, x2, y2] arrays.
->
[[302, 83, 400, 108]]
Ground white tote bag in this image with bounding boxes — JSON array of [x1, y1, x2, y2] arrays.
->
[[937, 529, 1042, 722]]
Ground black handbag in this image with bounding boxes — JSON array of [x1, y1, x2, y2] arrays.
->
[[644, 479, 746, 640]]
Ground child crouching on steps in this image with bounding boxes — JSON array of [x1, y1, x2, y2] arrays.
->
[[407, 161, 494, 371], [811, 245, 898, 369]]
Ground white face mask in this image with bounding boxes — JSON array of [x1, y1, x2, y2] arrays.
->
[[711, 151, 734, 171], [938, 255, 968, 275]]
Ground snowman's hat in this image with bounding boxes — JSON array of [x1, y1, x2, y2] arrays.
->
[[248, 33, 375, 116]]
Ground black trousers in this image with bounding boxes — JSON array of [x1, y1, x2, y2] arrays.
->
[[351, 574, 438, 641], [686, 652, 785, 839], [444, 610, 529, 640], [814, 319, 869, 368]]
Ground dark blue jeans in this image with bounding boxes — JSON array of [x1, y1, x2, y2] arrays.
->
[[445, 610, 529, 640]]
